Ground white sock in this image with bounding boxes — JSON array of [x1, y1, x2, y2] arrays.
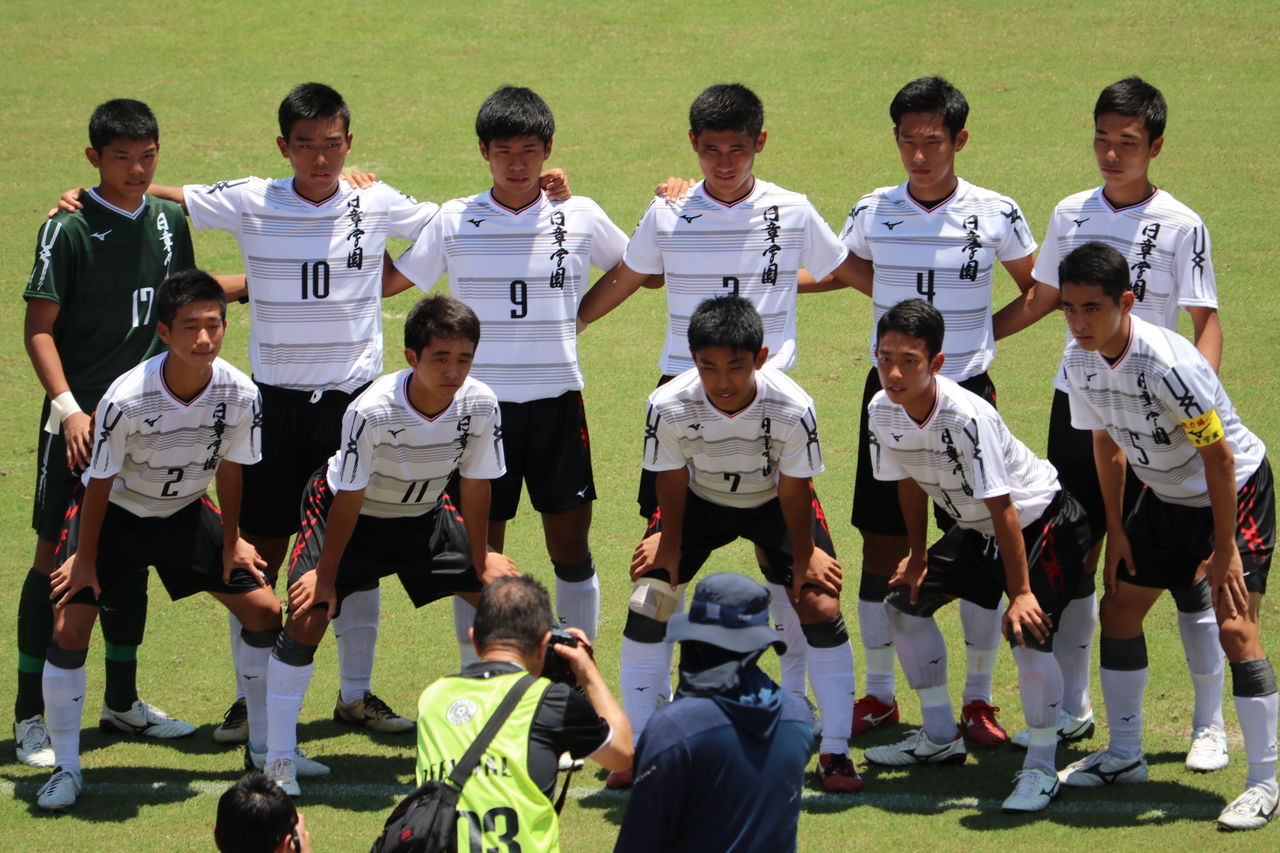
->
[[266, 656, 314, 765], [1100, 666, 1147, 759], [333, 587, 379, 705], [238, 640, 271, 753], [42, 662, 86, 773], [556, 574, 600, 644], [1178, 607, 1226, 731], [1012, 646, 1063, 773], [887, 609, 948, 691], [767, 583, 808, 696], [619, 637, 671, 745], [961, 599, 1001, 705], [1054, 593, 1096, 717], [228, 613, 246, 701], [453, 597, 479, 668], [859, 599, 895, 702], [917, 684, 956, 744], [807, 640, 855, 754], [1234, 691, 1278, 791]]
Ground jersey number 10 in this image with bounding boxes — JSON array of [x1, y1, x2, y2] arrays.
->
[[300, 262, 331, 300]]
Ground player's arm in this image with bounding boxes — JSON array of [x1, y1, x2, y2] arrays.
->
[[1193, 429, 1247, 617], [633, 467, 688, 587], [1186, 306, 1223, 373], [777, 473, 841, 596], [290, 486, 363, 617], [380, 250, 418, 297], [798, 254, 873, 296], [552, 628, 633, 771], [214, 274, 248, 303], [145, 183, 189, 212], [579, 261, 653, 327], [458, 475, 518, 584], [992, 255, 1059, 340], [890, 477, 931, 601], [984, 493, 1048, 646], [23, 298, 92, 469], [1092, 428, 1134, 594], [214, 461, 268, 586], [49, 475, 113, 606]]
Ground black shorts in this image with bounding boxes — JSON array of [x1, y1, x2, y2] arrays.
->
[[851, 367, 997, 536], [489, 391, 594, 520], [32, 407, 77, 543], [241, 381, 368, 539], [640, 485, 837, 589], [637, 375, 677, 519], [1046, 388, 1144, 544], [886, 490, 1090, 637], [55, 494, 261, 606], [287, 469, 481, 616], [1123, 458, 1274, 594]]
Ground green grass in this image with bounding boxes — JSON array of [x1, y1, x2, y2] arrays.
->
[[1, 0, 1278, 849]]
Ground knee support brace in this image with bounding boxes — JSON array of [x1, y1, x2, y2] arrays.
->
[[623, 577, 685, 643], [553, 556, 595, 583], [273, 631, 318, 666], [800, 615, 849, 649]]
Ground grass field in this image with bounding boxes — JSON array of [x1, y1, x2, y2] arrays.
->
[[2, 0, 1279, 849]]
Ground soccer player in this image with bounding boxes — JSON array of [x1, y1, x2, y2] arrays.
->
[[384, 87, 626, 658], [618, 296, 861, 793], [862, 298, 1090, 813], [36, 270, 281, 811], [837, 77, 1041, 744], [1005, 78, 1227, 769], [579, 82, 867, 718], [16, 99, 198, 768], [1054, 243, 1275, 831], [263, 295, 517, 795]]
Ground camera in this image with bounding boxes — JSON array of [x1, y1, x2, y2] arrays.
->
[[542, 628, 583, 687]]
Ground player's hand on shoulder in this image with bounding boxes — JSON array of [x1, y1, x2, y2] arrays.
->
[[797, 547, 842, 596], [479, 552, 520, 585], [889, 554, 927, 603], [48, 187, 84, 219], [224, 537, 269, 586], [288, 571, 335, 617], [50, 553, 100, 608], [62, 411, 93, 470], [655, 177, 694, 202], [539, 168, 571, 201], [340, 170, 378, 189], [1003, 592, 1050, 647]]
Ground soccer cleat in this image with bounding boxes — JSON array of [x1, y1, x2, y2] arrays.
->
[[36, 766, 83, 811], [333, 691, 413, 734], [246, 745, 331, 778], [1011, 708, 1096, 748], [265, 757, 301, 797], [1217, 783, 1279, 831], [864, 728, 967, 766], [14, 716, 55, 767], [816, 752, 864, 793], [99, 700, 196, 738], [1002, 768, 1061, 813], [212, 698, 249, 744], [605, 769, 633, 789], [960, 700, 1008, 746], [851, 694, 900, 736], [1185, 725, 1229, 772], [1058, 749, 1148, 787]]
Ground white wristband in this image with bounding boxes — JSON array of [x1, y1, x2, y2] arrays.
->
[[46, 391, 83, 434]]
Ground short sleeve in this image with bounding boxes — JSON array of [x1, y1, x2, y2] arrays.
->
[[621, 201, 665, 275], [24, 217, 76, 304], [588, 203, 629, 270], [457, 403, 506, 480], [800, 202, 847, 281], [641, 403, 688, 473], [839, 197, 874, 261], [1031, 211, 1066, 289], [867, 418, 909, 482], [1156, 361, 1223, 434], [381, 183, 439, 241], [1065, 382, 1105, 431], [394, 213, 449, 293], [183, 178, 256, 236], [775, 407, 824, 479], [223, 389, 263, 466], [329, 406, 376, 491], [87, 392, 132, 479], [964, 415, 1013, 499], [994, 198, 1037, 262], [1173, 222, 1218, 309]]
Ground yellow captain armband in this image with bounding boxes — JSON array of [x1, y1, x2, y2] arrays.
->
[[1179, 410, 1225, 447]]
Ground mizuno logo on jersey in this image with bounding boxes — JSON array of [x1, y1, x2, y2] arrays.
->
[[1072, 218, 1090, 228], [143, 416, 162, 427], [204, 179, 250, 194], [891, 433, 902, 442], [679, 214, 702, 224], [388, 428, 405, 437], [883, 220, 903, 230], [90, 230, 112, 242], [468, 218, 485, 228]]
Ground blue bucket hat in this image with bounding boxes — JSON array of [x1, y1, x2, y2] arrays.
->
[[665, 572, 784, 654]]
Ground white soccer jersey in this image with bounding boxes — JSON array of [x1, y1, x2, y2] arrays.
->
[[325, 371, 505, 519], [1064, 316, 1263, 507], [642, 367, 823, 509], [868, 376, 1059, 536], [184, 178, 438, 392], [841, 178, 1036, 381], [88, 354, 262, 518], [394, 191, 626, 403], [1033, 187, 1218, 392], [624, 179, 847, 377]]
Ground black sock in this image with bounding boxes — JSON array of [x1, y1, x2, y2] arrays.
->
[[15, 568, 53, 720], [100, 570, 148, 711]]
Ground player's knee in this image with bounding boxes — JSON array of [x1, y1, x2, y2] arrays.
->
[[1171, 576, 1211, 613], [272, 630, 318, 667], [553, 556, 595, 583], [858, 571, 890, 603], [241, 627, 282, 650], [1099, 634, 1147, 671], [1216, 619, 1259, 661], [1229, 659, 1277, 698], [624, 577, 684, 643], [799, 614, 849, 649], [45, 643, 88, 671]]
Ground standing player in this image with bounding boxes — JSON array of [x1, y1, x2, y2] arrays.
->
[[1004, 78, 1227, 769], [862, 299, 1090, 813], [16, 99, 197, 768], [1054, 243, 1275, 831], [620, 296, 861, 793], [264, 295, 518, 795], [383, 87, 625, 658], [837, 77, 1041, 745], [36, 270, 281, 811]]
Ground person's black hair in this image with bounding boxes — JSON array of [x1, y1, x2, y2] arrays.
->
[[156, 268, 227, 328], [1095, 76, 1167, 141], [473, 576, 554, 657], [475, 86, 555, 146], [876, 298, 945, 360], [88, 99, 159, 152], [687, 295, 764, 355], [214, 771, 297, 853], [278, 82, 350, 139], [1058, 241, 1132, 305], [889, 76, 969, 140], [688, 84, 764, 138], [404, 294, 481, 354]]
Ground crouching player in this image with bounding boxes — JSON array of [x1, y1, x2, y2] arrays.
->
[[863, 299, 1090, 813], [263, 295, 518, 795], [38, 270, 280, 810], [619, 296, 860, 793], [1055, 243, 1276, 831]]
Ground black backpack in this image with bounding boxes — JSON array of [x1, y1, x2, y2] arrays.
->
[[370, 673, 537, 853]]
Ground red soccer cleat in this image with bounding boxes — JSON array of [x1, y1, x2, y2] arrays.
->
[[605, 768, 633, 789], [851, 694, 900, 736], [816, 752, 865, 793], [960, 700, 1008, 746]]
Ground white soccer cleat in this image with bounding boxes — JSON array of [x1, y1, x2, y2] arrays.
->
[[14, 716, 55, 767], [212, 698, 249, 744], [1217, 783, 1279, 831], [247, 745, 330, 778], [1011, 707, 1095, 748], [333, 691, 413, 734], [1058, 749, 1148, 787], [864, 728, 967, 766], [99, 700, 196, 738], [1185, 725, 1229, 772], [265, 758, 301, 797], [1002, 768, 1061, 813], [36, 766, 83, 811]]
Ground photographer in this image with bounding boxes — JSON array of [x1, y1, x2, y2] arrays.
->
[[214, 771, 311, 853], [415, 576, 631, 851]]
